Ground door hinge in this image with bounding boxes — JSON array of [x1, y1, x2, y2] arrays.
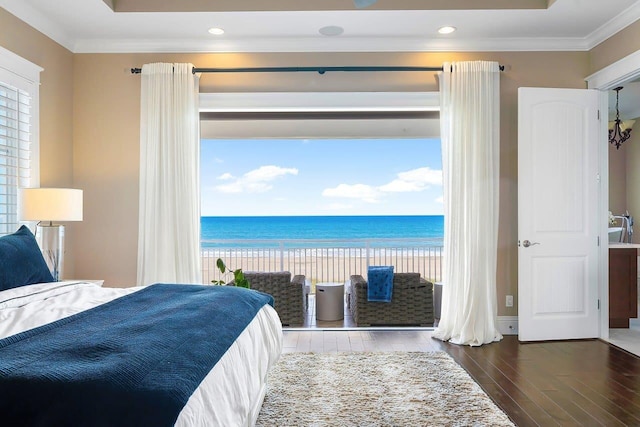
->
[[597, 109, 601, 120], [598, 299, 600, 310], [597, 236, 600, 246]]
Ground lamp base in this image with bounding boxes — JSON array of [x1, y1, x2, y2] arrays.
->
[[35, 224, 65, 282]]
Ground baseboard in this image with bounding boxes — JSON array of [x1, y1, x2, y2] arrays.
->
[[497, 316, 518, 335]]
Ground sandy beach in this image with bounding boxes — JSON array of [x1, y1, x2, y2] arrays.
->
[[201, 251, 443, 287]]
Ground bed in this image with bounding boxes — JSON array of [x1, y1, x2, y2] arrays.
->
[[0, 226, 283, 426]]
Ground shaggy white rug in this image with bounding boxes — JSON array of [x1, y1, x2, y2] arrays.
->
[[256, 351, 515, 427]]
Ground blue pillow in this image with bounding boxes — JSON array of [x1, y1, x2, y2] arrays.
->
[[0, 225, 54, 291]]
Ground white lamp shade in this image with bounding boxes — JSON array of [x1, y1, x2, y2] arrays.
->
[[19, 188, 83, 222]]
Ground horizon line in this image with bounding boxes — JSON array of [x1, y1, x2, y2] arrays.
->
[[201, 214, 444, 218]]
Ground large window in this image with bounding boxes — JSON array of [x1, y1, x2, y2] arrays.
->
[[201, 138, 442, 218], [198, 92, 444, 284], [199, 91, 442, 221], [0, 47, 41, 236]]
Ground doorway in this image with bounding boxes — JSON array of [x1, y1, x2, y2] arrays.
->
[[587, 49, 640, 356], [607, 83, 640, 355]]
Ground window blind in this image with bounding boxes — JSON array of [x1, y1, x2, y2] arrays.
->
[[0, 81, 32, 235]]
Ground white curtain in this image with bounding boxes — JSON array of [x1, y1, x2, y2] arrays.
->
[[433, 61, 503, 346], [137, 63, 201, 285]]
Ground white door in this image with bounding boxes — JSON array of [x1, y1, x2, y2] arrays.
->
[[518, 87, 600, 342]]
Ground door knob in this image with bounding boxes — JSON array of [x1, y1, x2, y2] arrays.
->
[[522, 240, 540, 248]]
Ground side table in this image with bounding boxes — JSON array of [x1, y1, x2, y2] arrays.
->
[[316, 282, 344, 321]]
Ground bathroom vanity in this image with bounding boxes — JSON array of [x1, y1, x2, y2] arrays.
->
[[609, 244, 639, 328]]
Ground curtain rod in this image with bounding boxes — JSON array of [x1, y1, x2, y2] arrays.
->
[[130, 65, 505, 75]]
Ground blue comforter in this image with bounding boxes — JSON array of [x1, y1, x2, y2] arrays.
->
[[0, 283, 274, 426]]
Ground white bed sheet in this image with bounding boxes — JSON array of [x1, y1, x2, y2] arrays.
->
[[0, 282, 283, 427]]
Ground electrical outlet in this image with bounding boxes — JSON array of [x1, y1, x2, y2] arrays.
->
[[506, 295, 514, 307]]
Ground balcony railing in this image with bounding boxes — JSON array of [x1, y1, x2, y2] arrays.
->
[[201, 238, 443, 286]]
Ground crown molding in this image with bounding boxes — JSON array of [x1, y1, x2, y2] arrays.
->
[[74, 36, 593, 54], [0, 0, 75, 52], [584, 2, 640, 50], [3, 0, 638, 54]]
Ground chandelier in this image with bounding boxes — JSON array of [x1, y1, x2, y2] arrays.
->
[[609, 86, 634, 150]]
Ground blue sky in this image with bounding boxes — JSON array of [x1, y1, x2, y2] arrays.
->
[[201, 138, 443, 216]]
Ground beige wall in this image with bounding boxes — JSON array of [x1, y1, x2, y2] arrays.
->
[[0, 9, 74, 186], [590, 20, 640, 74], [72, 51, 589, 318], [0, 9, 77, 275], [8, 7, 639, 316]]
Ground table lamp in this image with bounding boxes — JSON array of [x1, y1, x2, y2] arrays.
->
[[18, 188, 83, 281]]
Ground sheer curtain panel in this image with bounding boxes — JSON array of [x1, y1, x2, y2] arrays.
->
[[137, 63, 201, 285], [433, 61, 503, 346]]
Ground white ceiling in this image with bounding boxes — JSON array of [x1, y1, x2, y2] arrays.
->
[[609, 83, 640, 120], [1, 0, 640, 53]]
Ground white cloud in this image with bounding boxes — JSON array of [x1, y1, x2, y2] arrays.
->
[[435, 196, 444, 204], [322, 184, 380, 203], [215, 165, 298, 194], [321, 167, 442, 203], [214, 158, 224, 164], [379, 167, 442, 193], [244, 165, 298, 182]]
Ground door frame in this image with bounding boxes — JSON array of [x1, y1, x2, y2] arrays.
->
[[517, 88, 601, 341], [586, 49, 640, 340]]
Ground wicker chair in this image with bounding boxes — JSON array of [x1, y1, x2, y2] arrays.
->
[[348, 273, 434, 327], [243, 272, 307, 326]]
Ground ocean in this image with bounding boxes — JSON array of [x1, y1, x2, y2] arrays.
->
[[201, 215, 444, 246]]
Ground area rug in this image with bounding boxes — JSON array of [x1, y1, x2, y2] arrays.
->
[[256, 351, 515, 427]]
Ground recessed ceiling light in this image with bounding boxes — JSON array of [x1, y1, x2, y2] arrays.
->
[[438, 26, 457, 35], [208, 27, 225, 35], [319, 26, 344, 37]]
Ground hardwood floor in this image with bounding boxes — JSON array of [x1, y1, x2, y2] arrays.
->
[[434, 337, 640, 427], [282, 330, 640, 426]]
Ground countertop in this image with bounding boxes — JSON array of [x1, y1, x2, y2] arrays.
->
[[609, 243, 640, 249]]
